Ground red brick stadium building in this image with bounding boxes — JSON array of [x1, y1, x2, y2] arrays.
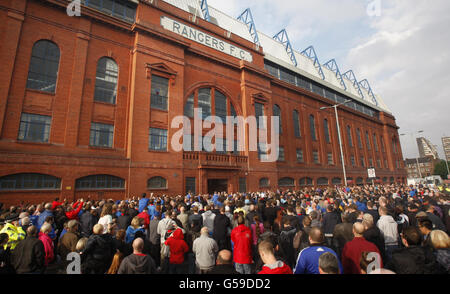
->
[[0, 0, 407, 206]]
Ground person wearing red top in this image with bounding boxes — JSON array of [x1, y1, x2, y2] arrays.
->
[[137, 207, 150, 230], [341, 222, 383, 274], [164, 227, 188, 274], [65, 200, 84, 220], [258, 240, 292, 274], [231, 215, 253, 274], [51, 198, 65, 210]]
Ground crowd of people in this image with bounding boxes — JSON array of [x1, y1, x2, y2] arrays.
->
[[0, 183, 449, 275]]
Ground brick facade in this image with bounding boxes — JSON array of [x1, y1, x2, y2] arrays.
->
[[0, 0, 407, 206]]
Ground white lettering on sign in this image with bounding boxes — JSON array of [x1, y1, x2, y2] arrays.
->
[[161, 16, 253, 63]]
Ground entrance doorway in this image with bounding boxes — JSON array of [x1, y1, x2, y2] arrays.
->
[[207, 179, 228, 194]]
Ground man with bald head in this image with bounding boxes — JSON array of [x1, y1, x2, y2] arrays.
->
[[341, 222, 382, 274], [208, 250, 239, 274], [118, 238, 156, 274], [294, 227, 342, 274]]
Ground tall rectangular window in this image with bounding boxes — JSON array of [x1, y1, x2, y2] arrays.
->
[[293, 110, 301, 138], [90, 122, 114, 148], [313, 150, 320, 164], [361, 155, 365, 168], [239, 178, 247, 193], [357, 128, 363, 149], [351, 155, 356, 166], [150, 75, 169, 111], [198, 88, 212, 120], [328, 152, 334, 165], [184, 94, 194, 118], [296, 149, 304, 163], [214, 90, 227, 124], [347, 126, 353, 147], [255, 102, 265, 129], [366, 131, 371, 151], [18, 113, 52, 143], [373, 134, 379, 152], [310, 115, 317, 141], [185, 177, 196, 195], [324, 119, 330, 143], [149, 128, 168, 151], [278, 147, 285, 162]]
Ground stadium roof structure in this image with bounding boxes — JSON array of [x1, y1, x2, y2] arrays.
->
[[161, 0, 391, 114]]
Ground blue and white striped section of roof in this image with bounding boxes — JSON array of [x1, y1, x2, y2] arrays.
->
[[160, 0, 390, 113]]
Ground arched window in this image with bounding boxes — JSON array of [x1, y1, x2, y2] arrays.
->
[[0, 173, 61, 191], [317, 177, 329, 186], [332, 177, 342, 185], [183, 87, 238, 152], [299, 177, 313, 186], [75, 175, 124, 190], [94, 57, 118, 104], [382, 177, 388, 183], [273, 104, 282, 134], [259, 178, 269, 188], [26, 40, 60, 93], [309, 115, 317, 141], [293, 110, 301, 138], [323, 119, 330, 143], [389, 177, 395, 183], [147, 176, 167, 189], [278, 177, 294, 187]]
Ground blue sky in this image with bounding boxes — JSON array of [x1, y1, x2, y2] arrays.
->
[[207, 0, 450, 160]]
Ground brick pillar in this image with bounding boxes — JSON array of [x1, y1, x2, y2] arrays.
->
[[0, 0, 26, 135], [64, 18, 92, 147]]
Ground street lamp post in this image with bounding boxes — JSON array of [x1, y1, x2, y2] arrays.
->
[[321, 100, 351, 186]]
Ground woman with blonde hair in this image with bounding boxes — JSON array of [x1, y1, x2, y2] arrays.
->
[[430, 230, 450, 273], [125, 217, 145, 244], [106, 250, 124, 274]]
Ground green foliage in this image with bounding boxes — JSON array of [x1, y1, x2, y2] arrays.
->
[[433, 160, 449, 179]]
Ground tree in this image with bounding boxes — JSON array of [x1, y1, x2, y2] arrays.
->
[[433, 160, 449, 179]]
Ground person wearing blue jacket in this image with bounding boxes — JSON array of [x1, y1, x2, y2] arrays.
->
[[37, 203, 53, 231], [138, 193, 150, 213], [294, 227, 343, 274], [125, 217, 145, 244]]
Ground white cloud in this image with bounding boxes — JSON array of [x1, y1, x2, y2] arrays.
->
[[345, 0, 450, 158]]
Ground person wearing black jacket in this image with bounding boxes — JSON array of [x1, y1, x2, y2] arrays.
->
[[213, 207, 231, 251], [10, 226, 45, 274], [366, 201, 380, 224], [278, 218, 297, 269], [322, 204, 341, 248], [116, 206, 132, 231], [385, 226, 443, 274], [79, 207, 99, 238], [81, 224, 115, 274], [362, 213, 386, 262], [0, 232, 14, 274]]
